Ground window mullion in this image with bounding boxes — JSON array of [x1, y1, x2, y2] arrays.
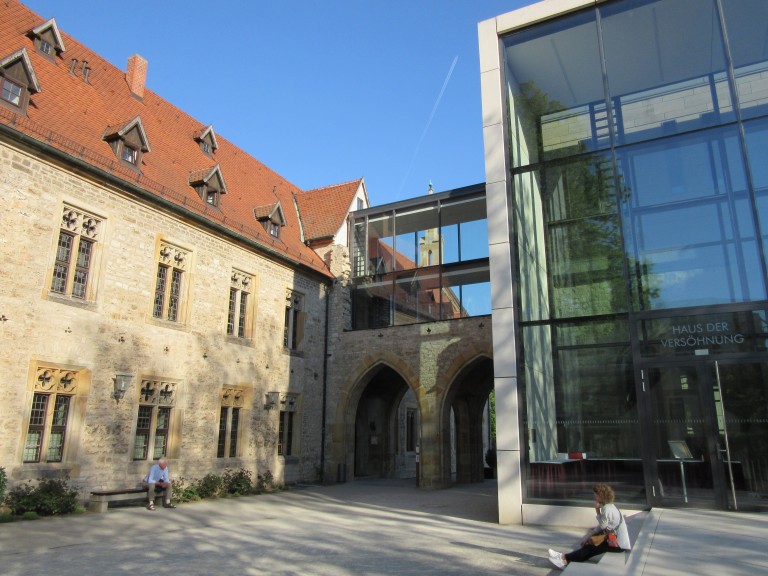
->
[[40, 393, 57, 463], [148, 407, 158, 458]]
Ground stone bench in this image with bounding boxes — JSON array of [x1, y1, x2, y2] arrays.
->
[[88, 487, 155, 513], [564, 510, 659, 575]]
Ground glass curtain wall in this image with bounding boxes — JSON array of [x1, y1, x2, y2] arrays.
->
[[351, 190, 490, 329], [503, 0, 768, 506]]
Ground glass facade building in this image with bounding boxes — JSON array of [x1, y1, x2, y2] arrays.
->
[[481, 0, 768, 521], [350, 185, 490, 329]]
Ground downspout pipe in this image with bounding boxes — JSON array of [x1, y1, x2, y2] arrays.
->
[[320, 280, 331, 483]]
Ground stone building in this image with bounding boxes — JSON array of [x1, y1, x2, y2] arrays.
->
[[0, 0, 358, 493], [0, 0, 496, 504]]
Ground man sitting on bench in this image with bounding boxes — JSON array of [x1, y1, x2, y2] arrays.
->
[[142, 457, 176, 510]]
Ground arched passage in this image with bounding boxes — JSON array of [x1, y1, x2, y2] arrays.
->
[[352, 365, 414, 479], [441, 356, 494, 485]]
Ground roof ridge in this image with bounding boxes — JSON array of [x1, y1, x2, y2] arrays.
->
[[303, 178, 362, 194]]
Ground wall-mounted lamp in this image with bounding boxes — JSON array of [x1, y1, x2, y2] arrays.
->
[[203, 352, 208, 359], [164, 346, 170, 353], [118, 335, 125, 343], [264, 391, 279, 411], [0, 314, 7, 322], [113, 373, 133, 402]]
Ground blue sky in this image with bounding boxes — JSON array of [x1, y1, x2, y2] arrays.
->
[[23, 0, 530, 207]]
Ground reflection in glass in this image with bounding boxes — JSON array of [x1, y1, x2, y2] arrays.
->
[[394, 205, 439, 270], [518, 154, 627, 320], [503, 7, 604, 168], [523, 321, 642, 503], [367, 213, 395, 276], [394, 267, 441, 325], [502, 0, 768, 509], [350, 189, 489, 329], [619, 126, 765, 310], [744, 119, 768, 252], [352, 274, 394, 330], [716, 362, 768, 507], [720, 0, 768, 121], [441, 195, 488, 264], [601, 0, 732, 145], [442, 263, 491, 318]]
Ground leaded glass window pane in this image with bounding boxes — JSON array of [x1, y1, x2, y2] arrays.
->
[[134, 405, 152, 460], [72, 238, 93, 299], [217, 407, 228, 458], [153, 407, 170, 459], [168, 269, 182, 322], [23, 431, 43, 463], [51, 232, 73, 293], [227, 289, 237, 335], [229, 408, 240, 457], [238, 293, 248, 338], [153, 265, 167, 318]]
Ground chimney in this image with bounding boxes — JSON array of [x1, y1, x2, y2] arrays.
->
[[126, 54, 147, 99]]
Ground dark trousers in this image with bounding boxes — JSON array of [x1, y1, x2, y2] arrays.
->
[[565, 541, 624, 564]]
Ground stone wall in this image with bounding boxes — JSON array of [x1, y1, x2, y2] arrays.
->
[[324, 317, 493, 488], [0, 138, 328, 496]]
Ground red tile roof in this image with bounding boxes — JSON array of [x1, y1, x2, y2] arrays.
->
[[0, 0, 331, 277], [297, 178, 364, 242]]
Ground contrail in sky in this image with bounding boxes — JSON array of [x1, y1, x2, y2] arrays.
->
[[396, 55, 459, 199]]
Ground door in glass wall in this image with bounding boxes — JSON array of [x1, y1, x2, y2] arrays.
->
[[643, 360, 768, 510]]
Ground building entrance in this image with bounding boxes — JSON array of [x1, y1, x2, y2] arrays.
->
[[640, 359, 768, 511]]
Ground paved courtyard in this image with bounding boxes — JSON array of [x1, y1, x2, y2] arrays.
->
[[3, 478, 765, 575], [0, 479, 571, 576]]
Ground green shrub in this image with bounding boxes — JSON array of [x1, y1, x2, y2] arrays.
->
[[171, 477, 201, 503], [257, 470, 278, 491], [195, 472, 224, 498], [223, 468, 253, 495], [5, 477, 78, 517], [0, 513, 13, 523], [22, 511, 39, 520], [0, 466, 7, 503], [5, 482, 35, 515]]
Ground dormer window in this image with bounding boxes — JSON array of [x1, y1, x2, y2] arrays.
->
[[121, 145, 138, 165], [0, 48, 41, 114], [103, 116, 151, 170], [194, 125, 219, 158], [30, 18, 66, 61], [253, 202, 287, 240], [189, 164, 227, 208], [1, 78, 22, 106], [39, 38, 53, 56]]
